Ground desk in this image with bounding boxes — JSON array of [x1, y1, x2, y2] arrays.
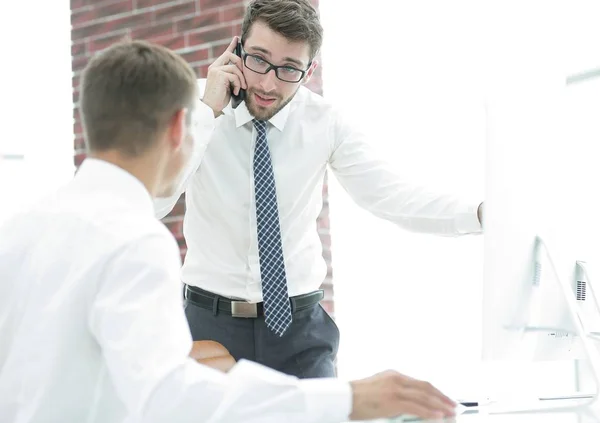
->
[[356, 400, 600, 423]]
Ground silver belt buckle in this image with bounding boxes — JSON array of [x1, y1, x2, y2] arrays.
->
[[231, 301, 258, 318]]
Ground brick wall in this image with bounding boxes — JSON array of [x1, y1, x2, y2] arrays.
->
[[70, 0, 334, 314]]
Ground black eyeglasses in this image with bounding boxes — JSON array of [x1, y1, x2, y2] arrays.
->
[[242, 52, 310, 83]]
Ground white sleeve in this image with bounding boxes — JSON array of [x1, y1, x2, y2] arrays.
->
[[329, 111, 482, 236], [89, 232, 352, 423], [154, 86, 216, 220]]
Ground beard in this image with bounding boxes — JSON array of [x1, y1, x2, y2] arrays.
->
[[245, 87, 299, 121]]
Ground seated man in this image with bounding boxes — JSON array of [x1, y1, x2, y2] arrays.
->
[[0, 39, 457, 422]]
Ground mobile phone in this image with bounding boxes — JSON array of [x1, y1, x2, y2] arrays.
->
[[231, 40, 246, 109]]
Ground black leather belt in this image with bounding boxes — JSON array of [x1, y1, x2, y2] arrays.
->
[[184, 284, 324, 318]]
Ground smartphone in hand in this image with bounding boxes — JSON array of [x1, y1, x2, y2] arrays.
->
[[231, 40, 246, 109]]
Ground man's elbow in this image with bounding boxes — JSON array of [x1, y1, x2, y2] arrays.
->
[[189, 340, 236, 373]]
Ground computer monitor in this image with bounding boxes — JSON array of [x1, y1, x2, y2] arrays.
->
[[479, 66, 600, 411], [482, 63, 600, 359]]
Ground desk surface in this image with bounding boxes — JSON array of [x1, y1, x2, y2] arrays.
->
[[357, 399, 600, 423]]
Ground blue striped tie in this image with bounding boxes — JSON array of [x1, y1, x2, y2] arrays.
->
[[252, 119, 292, 336]]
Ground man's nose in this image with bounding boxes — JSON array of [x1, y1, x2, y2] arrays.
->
[[259, 69, 278, 92]]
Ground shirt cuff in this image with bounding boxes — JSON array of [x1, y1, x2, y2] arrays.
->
[[299, 378, 353, 423], [454, 202, 483, 234], [193, 97, 217, 133]]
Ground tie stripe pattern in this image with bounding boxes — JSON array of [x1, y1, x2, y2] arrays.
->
[[252, 119, 292, 336]]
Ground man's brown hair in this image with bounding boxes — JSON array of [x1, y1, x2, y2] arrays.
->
[[80, 40, 197, 157], [241, 0, 323, 61]]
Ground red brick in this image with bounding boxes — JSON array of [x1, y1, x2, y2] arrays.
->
[[71, 0, 102, 9], [165, 220, 184, 238], [157, 34, 186, 51], [71, 0, 132, 27], [87, 31, 131, 54], [195, 64, 210, 78], [74, 152, 87, 168], [221, 5, 244, 22], [320, 300, 334, 315], [199, 0, 241, 11], [230, 23, 242, 38], [180, 47, 210, 64], [73, 90, 80, 104], [136, 0, 181, 9], [73, 119, 83, 136], [74, 135, 86, 151], [174, 10, 219, 33], [209, 41, 230, 58], [71, 42, 86, 57], [187, 26, 232, 47], [72, 12, 151, 41], [176, 237, 187, 249], [317, 215, 329, 229], [131, 21, 173, 40], [152, 1, 196, 22], [72, 55, 90, 73], [169, 198, 186, 217], [318, 233, 331, 247]]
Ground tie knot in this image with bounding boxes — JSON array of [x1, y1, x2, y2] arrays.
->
[[253, 119, 267, 133]]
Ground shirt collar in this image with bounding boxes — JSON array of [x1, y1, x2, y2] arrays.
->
[[74, 158, 154, 216], [232, 97, 291, 132]]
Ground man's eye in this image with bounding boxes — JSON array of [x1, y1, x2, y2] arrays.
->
[[252, 56, 266, 64]]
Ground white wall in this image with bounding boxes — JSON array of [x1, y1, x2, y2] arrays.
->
[[320, 0, 600, 400], [0, 1, 74, 224]]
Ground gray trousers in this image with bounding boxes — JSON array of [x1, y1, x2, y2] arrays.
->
[[183, 295, 340, 378]]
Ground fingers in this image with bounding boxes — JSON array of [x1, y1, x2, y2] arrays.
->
[[206, 64, 246, 95], [220, 63, 246, 88], [392, 374, 456, 416], [412, 379, 456, 407], [226, 36, 238, 52], [219, 66, 245, 95], [399, 387, 455, 417]]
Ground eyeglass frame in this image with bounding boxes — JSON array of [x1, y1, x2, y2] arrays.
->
[[240, 47, 312, 83]]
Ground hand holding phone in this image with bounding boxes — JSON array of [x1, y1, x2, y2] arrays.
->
[[231, 40, 246, 109], [201, 37, 247, 116]]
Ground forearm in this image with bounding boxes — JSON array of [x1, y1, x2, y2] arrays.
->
[[153, 97, 216, 219], [333, 164, 482, 236], [142, 359, 352, 423]]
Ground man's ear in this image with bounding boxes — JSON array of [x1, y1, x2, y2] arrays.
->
[[302, 60, 319, 85], [167, 108, 187, 151]]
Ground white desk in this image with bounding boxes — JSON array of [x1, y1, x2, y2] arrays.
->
[[357, 399, 600, 423]]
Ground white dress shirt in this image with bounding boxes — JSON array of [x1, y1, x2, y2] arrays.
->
[[0, 158, 351, 423], [155, 80, 482, 301]]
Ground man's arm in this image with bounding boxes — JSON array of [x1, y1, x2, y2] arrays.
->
[[154, 94, 216, 219], [189, 340, 236, 373], [89, 229, 457, 422], [155, 36, 250, 220], [329, 111, 482, 236], [88, 231, 352, 423]]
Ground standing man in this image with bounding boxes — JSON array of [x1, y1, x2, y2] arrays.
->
[[155, 0, 483, 379], [0, 39, 458, 422]]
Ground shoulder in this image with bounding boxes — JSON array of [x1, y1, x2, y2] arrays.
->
[[290, 85, 341, 124]]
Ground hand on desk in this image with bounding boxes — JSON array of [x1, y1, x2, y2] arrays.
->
[[189, 340, 236, 373], [349, 370, 456, 421]]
